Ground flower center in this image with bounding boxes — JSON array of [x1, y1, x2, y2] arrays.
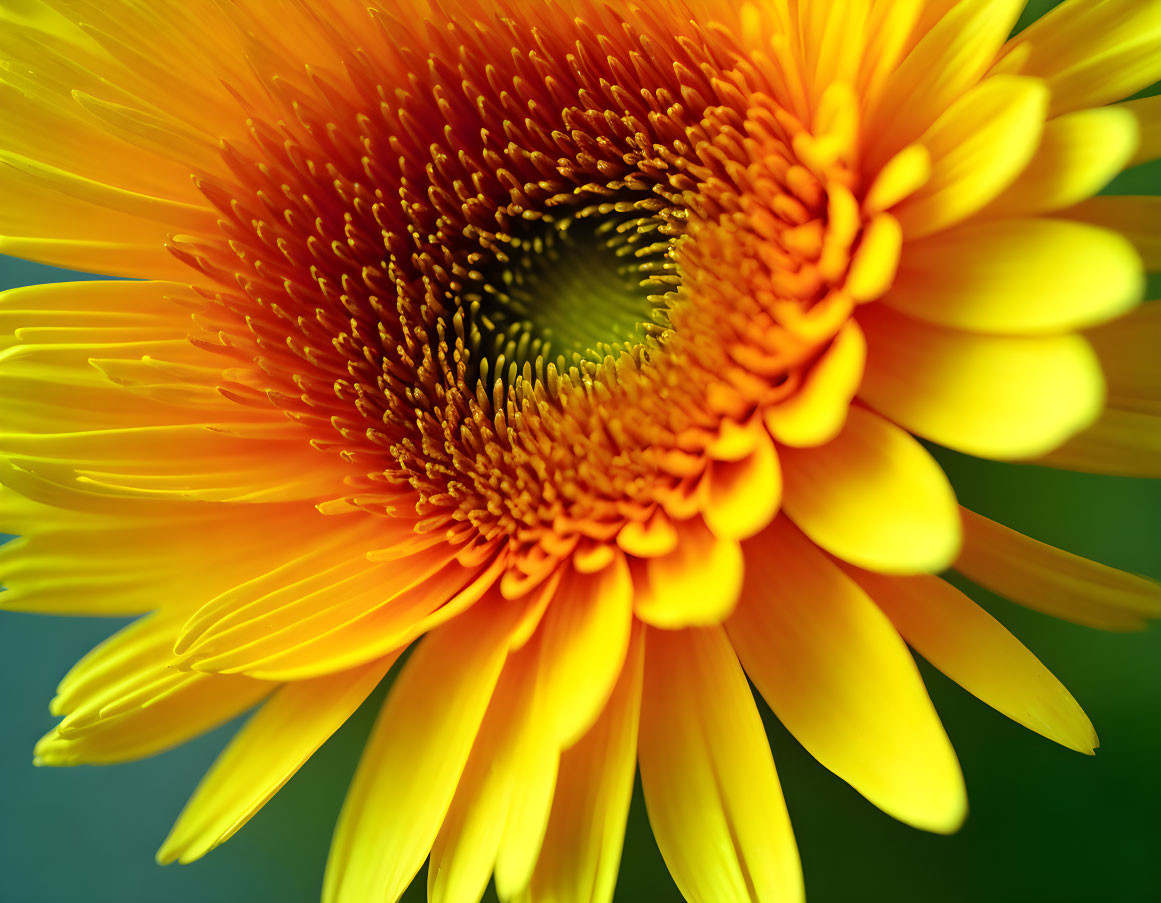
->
[[464, 209, 678, 386], [182, 3, 870, 583]]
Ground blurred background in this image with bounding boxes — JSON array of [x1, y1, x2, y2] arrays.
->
[[2, 0, 1160, 900]]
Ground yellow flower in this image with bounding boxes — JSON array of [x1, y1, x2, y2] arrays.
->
[[2, 0, 1160, 900]]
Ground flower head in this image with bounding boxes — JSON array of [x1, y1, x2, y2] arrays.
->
[[2, 0, 1160, 901]]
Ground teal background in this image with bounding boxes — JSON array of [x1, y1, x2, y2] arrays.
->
[[2, 1, 1160, 900]]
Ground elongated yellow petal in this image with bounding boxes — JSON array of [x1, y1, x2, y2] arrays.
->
[[429, 643, 539, 903], [858, 305, 1104, 459], [0, 234, 192, 281], [636, 518, 744, 628], [884, 219, 1143, 333], [1006, 0, 1161, 115], [956, 508, 1161, 631], [0, 491, 332, 616], [639, 625, 802, 903], [520, 625, 644, 903], [532, 556, 633, 748], [980, 108, 1139, 217], [1037, 407, 1161, 478], [0, 149, 212, 225], [493, 711, 559, 902], [1084, 301, 1161, 414], [158, 656, 395, 865], [1063, 196, 1161, 270], [35, 612, 273, 767], [174, 527, 483, 680], [896, 75, 1048, 238], [322, 598, 520, 903], [1117, 94, 1161, 167], [849, 568, 1096, 753], [728, 519, 967, 833], [781, 406, 960, 574], [865, 0, 1026, 164], [864, 145, 931, 214]]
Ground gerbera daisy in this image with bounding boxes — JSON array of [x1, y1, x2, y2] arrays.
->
[[2, 0, 1160, 900]]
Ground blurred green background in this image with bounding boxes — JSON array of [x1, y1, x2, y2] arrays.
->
[[2, 1, 1160, 900]]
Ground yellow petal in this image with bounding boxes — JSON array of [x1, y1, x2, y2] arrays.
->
[[0, 488, 325, 616], [635, 518, 744, 628], [158, 656, 395, 865], [0, 148, 212, 226], [980, 108, 1140, 217], [884, 219, 1143, 333], [1006, 0, 1161, 115], [763, 320, 866, 448], [1084, 301, 1161, 414], [34, 612, 272, 767], [846, 212, 903, 301], [639, 625, 802, 903], [533, 557, 633, 748], [848, 568, 1097, 753], [1117, 94, 1161, 167], [858, 305, 1104, 460], [429, 642, 539, 903], [703, 430, 782, 540], [1037, 407, 1161, 478], [494, 627, 571, 900], [896, 75, 1049, 239], [0, 280, 230, 433], [174, 529, 490, 680], [493, 715, 558, 902], [864, 0, 1026, 165], [322, 598, 520, 903], [0, 234, 192, 281], [780, 407, 961, 574], [728, 519, 966, 833], [1063, 196, 1161, 270], [521, 625, 644, 903], [956, 508, 1161, 631], [863, 145, 931, 214]]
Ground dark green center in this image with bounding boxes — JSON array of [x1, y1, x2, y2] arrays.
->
[[463, 211, 679, 387]]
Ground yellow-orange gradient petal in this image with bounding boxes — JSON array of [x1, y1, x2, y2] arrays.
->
[[1003, 0, 1161, 115], [635, 519, 744, 629], [848, 567, 1097, 753], [1118, 94, 1161, 167], [763, 321, 866, 448], [780, 406, 961, 574], [323, 598, 521, 903], [956, 508, 1161, 631], [1037, 408, 1161, 478], [703, 430, 782, 541], [979, 107, 1139, 217], [1062, 196, 1161, 270], [521, 626, 644, 903], [639, 625, 802, 903], [1083, 302, 1161, 415], [895, 75, 1048, 238], [530, 557, 633, 749], [428, 640, 540, 903], [858, 305, 1104, 459], [883, 219, 1143, 333], [864, 0, 1026, 166], [35, 611, 273, 766], [158, 655, 396, 865], [728, 519, 967, 833]]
